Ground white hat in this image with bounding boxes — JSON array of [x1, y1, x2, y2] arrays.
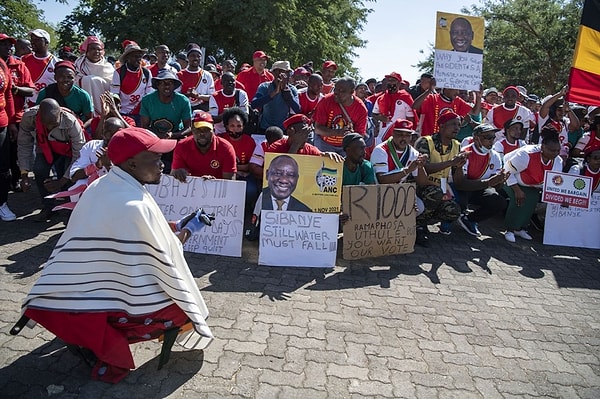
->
[[516, 85, 527, 97], [119, 43, 148, 64], [271, 61, 292, 72], [587, 106, 600, 118], [29, 29, 50, 43]]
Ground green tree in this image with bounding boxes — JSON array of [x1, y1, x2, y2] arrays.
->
[[0, 0, 56, 42], [416, 0, 583, 96], [56, 13, 86, 54], [61, 0, 373, 75]]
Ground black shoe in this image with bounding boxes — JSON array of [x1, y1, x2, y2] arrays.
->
[[530, 214, 544, 231], [416, 225, 430, 247], [66, 344, 98, 368], [35, 206, 54, 222]]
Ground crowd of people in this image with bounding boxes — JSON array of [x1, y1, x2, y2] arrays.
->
[[1, 30, 598, 243], [2, 28, 600, 383]]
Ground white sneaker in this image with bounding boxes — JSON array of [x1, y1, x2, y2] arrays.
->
[[514, 230, 533, 240], [504, 231, 516, 243], [0, 202, 16, 221]]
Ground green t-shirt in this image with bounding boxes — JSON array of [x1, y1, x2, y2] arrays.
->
[[140, 91, 192, 133], [37, 84, 94, 121], [342, 160, 376, 186]]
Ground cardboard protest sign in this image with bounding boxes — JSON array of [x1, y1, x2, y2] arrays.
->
[[258, 153, 342, 267], [148, 175, 246, 257], [542, 170, 593, 209], [342, 183, 417, 260], [434, 11, 484, 91], [543, 193, 600, 249]]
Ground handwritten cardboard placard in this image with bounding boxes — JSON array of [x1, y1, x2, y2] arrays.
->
[[148, 175, 246, 257], [258, 153, 342, 267], [342, 183, 416, 260], [433, 11, 484, 91], [543, 193, 600, 249], [542, 170, 593, 209], [258, 211, 339, 267], [434, 50, 483, 91]]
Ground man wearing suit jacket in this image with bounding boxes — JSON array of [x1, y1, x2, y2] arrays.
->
[[262, 154, 312, 212]]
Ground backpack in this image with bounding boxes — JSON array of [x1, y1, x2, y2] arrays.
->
[[118, 65, 151, 86]]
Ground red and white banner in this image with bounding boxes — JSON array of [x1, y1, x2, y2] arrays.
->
[[542, 170, 593, 209]]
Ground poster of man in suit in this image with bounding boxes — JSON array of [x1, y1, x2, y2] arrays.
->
[[434, 11, 485, 91], [259, 153, 342, 267]]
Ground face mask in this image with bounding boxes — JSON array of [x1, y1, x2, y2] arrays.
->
[[387, 84, 397, 92], [478, 144, 490, 154]]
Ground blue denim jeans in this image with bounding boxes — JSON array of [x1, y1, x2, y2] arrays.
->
[[33, 153, 71, 206]]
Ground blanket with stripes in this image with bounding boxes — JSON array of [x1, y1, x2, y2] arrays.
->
[[23, 166, 213, 349]]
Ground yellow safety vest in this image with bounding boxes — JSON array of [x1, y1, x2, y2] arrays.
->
[[423, 135, 460, 186]]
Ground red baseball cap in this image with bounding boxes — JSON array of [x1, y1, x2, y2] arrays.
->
[[392, 119, 414, 132], [385, 72, 403, 83], [192, 111, 214, 129], [253, 50, 269, 60], [283, 114, 311, 130], [107, 127, 177, 165], [437, 111, 461, 126], [503, 86, 519, 96], [54, 60, 76, 72], [293, 67, 311, 77], [0, 34, 16, 45], [322, 60, 337, 70], [121, 39, 138, 49]]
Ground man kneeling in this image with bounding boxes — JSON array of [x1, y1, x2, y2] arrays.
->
[[14, 127, 214, 383]]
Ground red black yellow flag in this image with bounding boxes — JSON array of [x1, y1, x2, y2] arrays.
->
[[568, 0, 600, 106]]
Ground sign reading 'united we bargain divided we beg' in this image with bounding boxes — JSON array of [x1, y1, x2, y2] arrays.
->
[[542, 170, 593, 209]]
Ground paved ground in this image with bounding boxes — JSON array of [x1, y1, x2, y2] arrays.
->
[[1, 186, 599, 399]]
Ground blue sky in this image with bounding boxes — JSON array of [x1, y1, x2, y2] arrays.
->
[[38, 0, 473, 85]]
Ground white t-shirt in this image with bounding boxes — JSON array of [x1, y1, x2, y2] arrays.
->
[[372, 96, 414, 146], [485, 104, 533, 141], [370, 141, 420, 182], [69, 139, 109, 188], [208, 89, 249, 134]]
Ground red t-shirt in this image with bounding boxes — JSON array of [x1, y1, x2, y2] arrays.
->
[[211, 91, 238, 113], [6, 55, 34, 123], [321, 82, 334, 95], [312, 94, 368, 147], [583, 165, 600, 192], [0, 61, 14, 127], [236, 67, 273, 101], [214, 78, 245, 92], [463, 144, 491, 180], [218, 133, 256, 165], [266, 137, 322, 156], [88, 115, 136, 139], [118, 67, 151, 114], [177, 69, 203, 94], [367, 92, 383, 104], [21, 53, 58, 106], [148, 63, 159, 77], [519, 151, 555, 186], [418, 94, 472, 136], [298, 90, 322, 117], [495, 137, 524, 157], [172, 135, 236, 178]]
